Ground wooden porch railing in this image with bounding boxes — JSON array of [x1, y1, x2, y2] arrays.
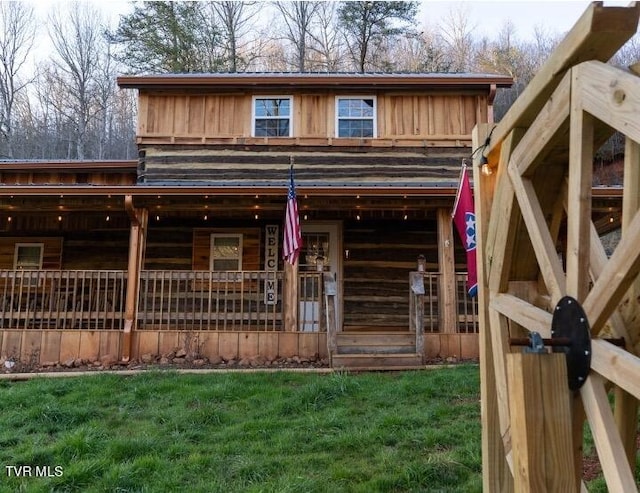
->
[[136, 270, 284, 331], [409, 271, 479, 335], [0, 270, 126, 329]]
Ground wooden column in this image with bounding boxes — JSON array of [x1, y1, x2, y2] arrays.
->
[[614, 138, 640, 469], [123, 196, 147, 362], [437, 207, 456, 333], [283, 260, 298, 331], [507, 353, 577, 492], [474, 123, 514, 492]]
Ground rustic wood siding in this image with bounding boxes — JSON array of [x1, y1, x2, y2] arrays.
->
[[136, 91, 487, 144], [342, 220, 437, 328], [0, 237, 63, 269], [192, 228, 261, 270], [62, 230, 129, 270]]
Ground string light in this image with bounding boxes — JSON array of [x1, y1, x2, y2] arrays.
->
[[471, 126, 496, 176]]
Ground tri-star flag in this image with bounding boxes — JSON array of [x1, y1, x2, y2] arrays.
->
[[452, 164, 478, 297], [283, 165, 302, 265]]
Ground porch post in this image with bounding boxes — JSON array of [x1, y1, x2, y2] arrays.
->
[[283, 260, 298, 331], [437, 207, 457, 333], [123, 196, 148, 362]]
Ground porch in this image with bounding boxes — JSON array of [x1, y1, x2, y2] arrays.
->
[[0, 268, 479, 366]]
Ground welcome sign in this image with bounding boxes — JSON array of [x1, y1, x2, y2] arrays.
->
[[264, 225, 279, 305]]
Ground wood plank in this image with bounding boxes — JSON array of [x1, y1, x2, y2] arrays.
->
[[158, 331, 180, 356], [580, 373, 638, 492], [238, 332, 259, 359], [437, 207, 456, 333], [99, 331, 120, 361], [473, 123, 515, 492], [137, 331, 159, 356], [511, 72, 571, 177], [577, 61, 640, 146], [587, 221, 631, 341], [507, 172, 566, 304], [78, 331, 100, 361], [490, 293, 552, 337], [460, 333, 479, 360], [487, 128, 523, 293], [615, 137, 640, 469], [59, 331, 81, 362], [258, 332, 279, 361], [1, 330, 21, 360], [507, 353, 576, 492], [218, 333, 239, 361], [298, 333, 319, 359], [583, 207, 640, 333], [487, 2, 640, 162], [317, 333, 328, 359], [591, 340, 640, 401], [566, 77, 593, 302], [199, 332, 219, 360], [20, 330, 42, 364], [278, 332, 297, 358], [40, 331, 62, 363], [423, 334, 441, 360]]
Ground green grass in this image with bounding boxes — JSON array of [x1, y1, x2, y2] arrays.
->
[[0, 364, 574, 492], [0, 367, 482, 492]]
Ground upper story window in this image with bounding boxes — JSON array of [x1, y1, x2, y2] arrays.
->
[[336, 97, 376, 138], [210, 234, 243, 271], [253, 97, 292, 137], [14, 243, 43, 270]]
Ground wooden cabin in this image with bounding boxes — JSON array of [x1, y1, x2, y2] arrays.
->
[[0, 71, 619, 369]]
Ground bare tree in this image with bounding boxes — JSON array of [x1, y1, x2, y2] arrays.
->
[[47, 2, 105, 159], [274, 1, 321, 72], [307, 2, 345, 72], [0, 2, 35, 158], [209, 1, 260, 72], [438, 4, 476, 72]]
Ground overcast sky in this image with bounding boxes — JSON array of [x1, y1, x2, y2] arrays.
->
[[31, 1, 632, 47]]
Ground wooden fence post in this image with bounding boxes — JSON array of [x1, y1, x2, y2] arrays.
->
[[506, 352, 578, 492], [410, 272, 425, 361], [324, 273, 337, 362]]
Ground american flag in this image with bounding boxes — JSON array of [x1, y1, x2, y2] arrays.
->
[[283, 165, 302, 265]]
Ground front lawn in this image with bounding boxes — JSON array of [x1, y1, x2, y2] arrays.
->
[[1, 367, 483, 492]]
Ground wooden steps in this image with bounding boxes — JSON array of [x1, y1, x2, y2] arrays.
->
[[331, 331, 424, 370]]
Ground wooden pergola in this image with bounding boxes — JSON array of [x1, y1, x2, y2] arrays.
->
[[475, 2, 640, 491]]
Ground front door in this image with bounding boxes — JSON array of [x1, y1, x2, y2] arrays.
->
[[299, 222, 342, 331]]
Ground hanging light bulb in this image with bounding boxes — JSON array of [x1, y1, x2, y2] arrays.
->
[[480, 155, 492, 176]]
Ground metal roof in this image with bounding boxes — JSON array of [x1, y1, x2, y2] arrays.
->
[[117, 72, 513, 90]]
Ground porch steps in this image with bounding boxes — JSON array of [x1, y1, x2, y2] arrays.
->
[[331, 331, 424, 370]]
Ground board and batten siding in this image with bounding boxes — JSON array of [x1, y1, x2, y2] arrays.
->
[[136, 92, 487, 143]]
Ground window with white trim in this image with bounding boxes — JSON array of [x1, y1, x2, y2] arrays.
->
[[336, 97, 376, 138], [210, 234, 243, 271], [252, 97, 292, 137], [14, 243, 44, 270]]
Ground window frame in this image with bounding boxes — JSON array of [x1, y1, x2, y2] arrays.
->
[[335, 96, 377, 138], [209, 234, 243, 271], [252, 96, 293, 138], [13, 243, 44, 270]]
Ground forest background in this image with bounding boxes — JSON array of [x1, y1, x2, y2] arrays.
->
[[0, 0, 637, 175]]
